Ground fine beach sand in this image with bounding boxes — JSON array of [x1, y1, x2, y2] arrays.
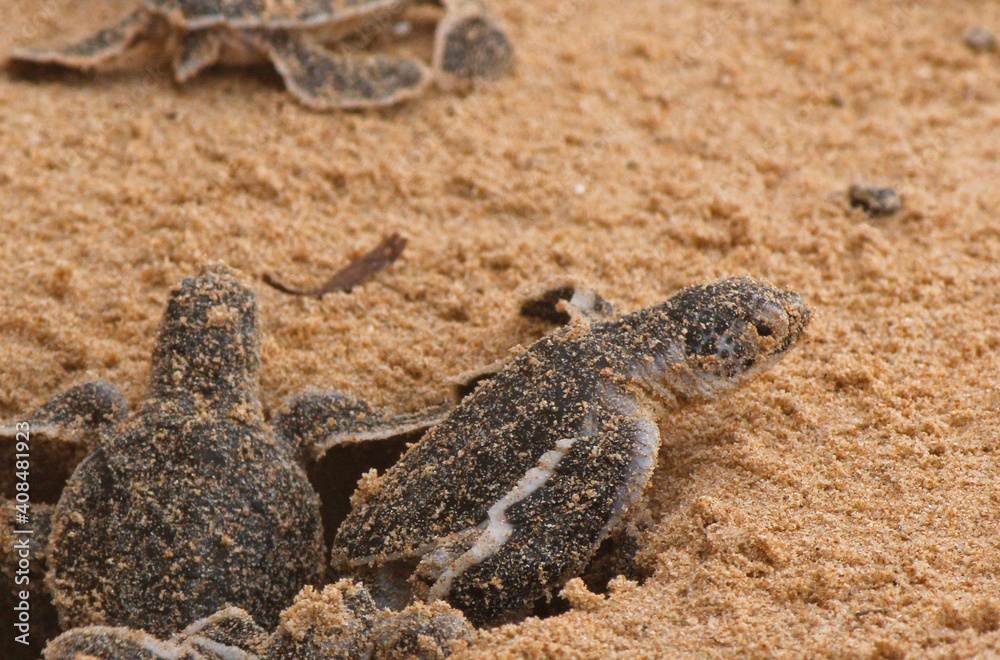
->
[[2, 0, 999, 657]]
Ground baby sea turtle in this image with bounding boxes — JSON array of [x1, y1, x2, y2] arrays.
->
[[1, 264, 443, 641], [320, 277, 811, 626], [3, 272, 810, 645], [7, 0, 513, 109], [43, 581, 473, 660], [1, 265, 328, 637]]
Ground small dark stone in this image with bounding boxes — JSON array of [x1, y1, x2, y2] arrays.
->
[[964, 27, 997, 54], [848, 185, 902, 217]]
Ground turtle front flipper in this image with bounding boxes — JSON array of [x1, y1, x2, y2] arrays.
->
[[449, 283, 617, 401], [43, 607, 267, 659], [434, 0, 513, 80], [419, 392, 661, 626], [519, 281, 617, 325], [578, 512, 651, 593], [1, 381, 128, 503], [246, 30, 431, 110], [7, 9, 164, 72], [276, 391, 450, 461], [278, 391, 450, 561], [331, 356, 663, 626], [0, 380, 128, 441], [43, 625, 186, 660], [171, 606, 267, 656], [172, 29, 223, 83]]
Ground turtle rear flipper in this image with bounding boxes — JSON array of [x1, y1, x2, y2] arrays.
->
[[247, 30, 431, 109], [7, 9, 163, 71]]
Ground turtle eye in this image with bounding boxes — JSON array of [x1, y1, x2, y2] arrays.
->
[[717, 333, 735, 359], [752, 304, 790, 343]]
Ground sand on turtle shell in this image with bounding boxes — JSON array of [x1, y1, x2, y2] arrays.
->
[[1, 0, 999, 657]]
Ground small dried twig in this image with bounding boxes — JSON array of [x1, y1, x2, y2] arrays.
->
[[263, 233, 407, 297]]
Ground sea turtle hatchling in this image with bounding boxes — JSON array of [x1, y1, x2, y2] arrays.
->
[[42, 581, 475, 660], [7, 0, 513, 109], [0, 264, 446, 641], [316, 276, 811, 626], [3, 272, 809, 645]]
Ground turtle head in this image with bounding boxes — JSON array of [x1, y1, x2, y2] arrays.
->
[[630, 277, 810, 400], [149, 264, 261, 409]]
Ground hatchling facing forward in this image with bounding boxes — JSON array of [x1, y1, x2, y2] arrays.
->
[[7, 0, 513, 109]]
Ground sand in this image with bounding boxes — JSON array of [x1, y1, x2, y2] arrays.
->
[[1, 0, 999, 657]]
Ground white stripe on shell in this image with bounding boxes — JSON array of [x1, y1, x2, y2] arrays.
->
[[429, 437, 579, 600]]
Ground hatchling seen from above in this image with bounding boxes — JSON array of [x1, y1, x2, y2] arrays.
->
[[7, 0, 513, 109], [0, 264, 443, 640], [1, 266, 325, 638]]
